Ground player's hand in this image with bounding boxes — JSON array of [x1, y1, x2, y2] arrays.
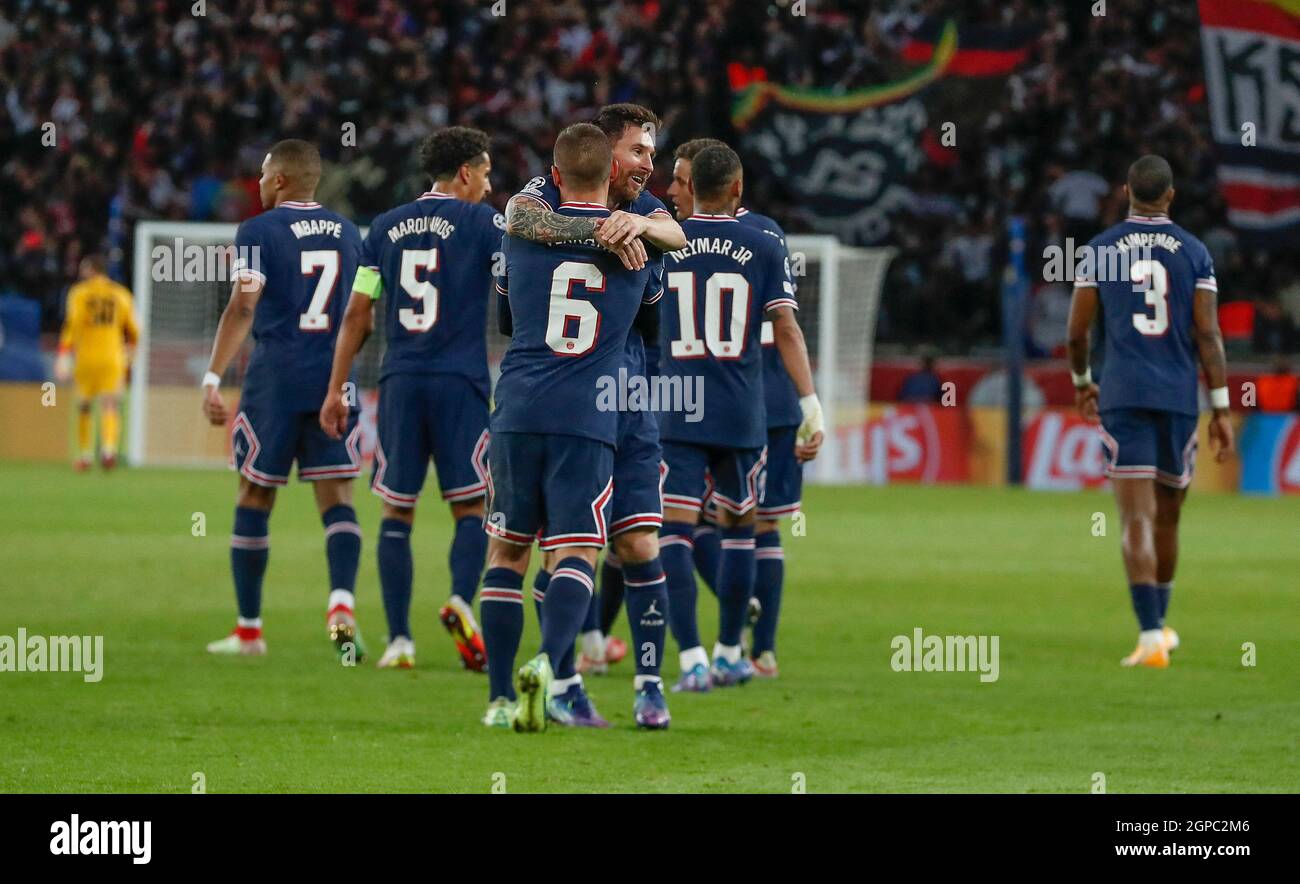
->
[[1209, 410, 1235, 463], [607, 236, 648, 271], [319, 390, 349, 440], [796, 431, 824, 463], [796, 393, 825, 459], [201, 385, 228, 426], [54, 353, 72, 384], [1074, 383, 1100, 424], [595, 211, 649, 249]]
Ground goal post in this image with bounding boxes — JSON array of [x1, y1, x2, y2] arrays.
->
[[786, 236, 894, 484], [128, 223, 891, 483]]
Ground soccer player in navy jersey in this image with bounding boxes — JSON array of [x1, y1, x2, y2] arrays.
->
[[501, 104, 685, 729], [658, 143, 824, 691], [200, 140, 366, 661], [1067, 155, 1234, 668], [320, 127, 504, 673], [665, 138, 822, 678], [481, 123, 656, 732]]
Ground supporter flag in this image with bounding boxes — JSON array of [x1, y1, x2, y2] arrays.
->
[[1199, 0, 1300, 245], [732, 19, 1035, 245], [900, 18, 1037, 77]]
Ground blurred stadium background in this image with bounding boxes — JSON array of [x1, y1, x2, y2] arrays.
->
[[2, 0, 1298, 490]]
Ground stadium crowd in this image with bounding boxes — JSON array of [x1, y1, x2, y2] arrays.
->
[[1, 0, 1296, 356]]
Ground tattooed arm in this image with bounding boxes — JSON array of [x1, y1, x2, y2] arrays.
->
[[505, 195, 647, 269]]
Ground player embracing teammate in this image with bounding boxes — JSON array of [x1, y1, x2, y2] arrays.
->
[[479, 121, 675, 732], [657, 143, 823, 691]]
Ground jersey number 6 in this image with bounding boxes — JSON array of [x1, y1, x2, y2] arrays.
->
[[546, 261, 603, 356]]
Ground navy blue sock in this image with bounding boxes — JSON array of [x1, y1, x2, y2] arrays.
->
[[231, 506, 270, 621], [717, 524, 757, 647], [660, 522, 701, 651], [693, 523, 721, 598], [623, 557, 667, 678], [751, 529, 784, 656], [540, 558, 595, 667], [449, 514, 488, 603], [1156, 581, 1172, 625], [1129, 583, 1162, 631], [322, 505, 361, 601], [582, 585, 601, 634], [481, 568, 524, 702], [532, 568, 551, 626], [377, 518, 413, 640], [599, 550, 625, 635]]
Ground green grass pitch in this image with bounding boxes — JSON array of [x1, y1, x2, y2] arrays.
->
[[1, 461, 1296, 793]]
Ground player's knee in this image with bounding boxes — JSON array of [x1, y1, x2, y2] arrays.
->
[[487, 538, 530, 572], [755, 518, 779, 535], [541, 549, 560, 571], [559, 546, 599, 570], [613, 527, 657, 564], [238, 481, 276, 511], [383, 502, 415, 525], [313, 478, 352, 512], [449, 497, 485, 522], [718, 507, 756, 529]]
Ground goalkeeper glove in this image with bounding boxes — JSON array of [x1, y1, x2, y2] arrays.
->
[[55, 351, 73, 383], [797, 393, 824, 445]]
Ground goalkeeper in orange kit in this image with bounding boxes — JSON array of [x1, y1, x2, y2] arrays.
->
[[54, 255, 140, 470]]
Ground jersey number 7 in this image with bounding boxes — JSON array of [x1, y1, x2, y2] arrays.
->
[[299, 250, 339, 332]]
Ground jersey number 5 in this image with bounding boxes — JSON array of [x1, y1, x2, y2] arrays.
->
[[668, 271, 751, 360], [299, 250, 339, 331], [1130, 259, 1169, 336], [399, 248, 439, 332], [546, 261, 603, 356]]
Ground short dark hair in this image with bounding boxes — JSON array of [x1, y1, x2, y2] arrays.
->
[[690, 144, 742, 202], [81, 254, 107, 274], [674, 138, 727, 162], [554, 123, 613, 190], [267, 139, 322, 184], [1127, 155, 1173, 204], [593, 103, 661, 142], [419, 126, 490, 182]]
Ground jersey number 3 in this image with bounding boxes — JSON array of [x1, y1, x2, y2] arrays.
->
[[1130, 259, 1169, 336]]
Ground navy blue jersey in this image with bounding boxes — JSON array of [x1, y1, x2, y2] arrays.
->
[[515, 173, 671, 379], [233, 200, 362, 411], [737, 207, 802, 428], [659, 214, 797, 448], [1076, 214, 1216, 417], [359, 190, 504, 392], [492, 204, 654, 445]]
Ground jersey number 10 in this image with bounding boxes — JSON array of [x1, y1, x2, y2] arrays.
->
[[668, 271, 751, 360]]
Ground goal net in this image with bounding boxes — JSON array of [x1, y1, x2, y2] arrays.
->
[[129, 223, 890, 483]]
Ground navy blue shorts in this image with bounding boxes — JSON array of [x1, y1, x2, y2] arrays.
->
[[486, 431, 615, 550], [662, 441, 767, 517], [1099, 408, 1199, 489], [757, 424, 802, 518], [371, 373, 490, 507], [231, 400, 360, 487], [611, 409, 665, 536]]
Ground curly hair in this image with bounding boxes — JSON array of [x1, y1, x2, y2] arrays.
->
[[418, 126, 491, 183]]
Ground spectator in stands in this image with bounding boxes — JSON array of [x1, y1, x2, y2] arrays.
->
[[1257, 359, 1299, 414], [898, 351, 944, 403]]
